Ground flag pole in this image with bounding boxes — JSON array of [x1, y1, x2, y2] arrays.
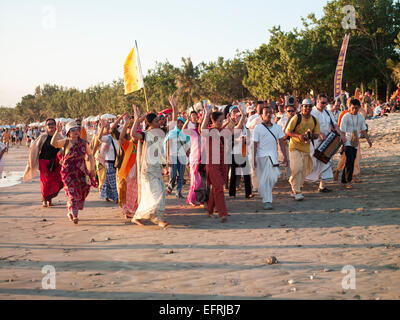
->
[[135, 40, 149, 111], [142, 86, 149, 112]]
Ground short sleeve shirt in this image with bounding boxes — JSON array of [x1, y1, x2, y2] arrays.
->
[[340, 113, 367, 149], [252, 123, 284, 163], [286, 114, 320, 153]]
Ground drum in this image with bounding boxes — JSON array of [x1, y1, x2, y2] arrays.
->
[[314, 131, 343, 164]]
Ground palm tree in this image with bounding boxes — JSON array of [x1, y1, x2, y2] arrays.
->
[[175, 57, 201, 109]]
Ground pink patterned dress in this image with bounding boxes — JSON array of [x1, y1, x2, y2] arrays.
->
[[60, 138, 97, 218]]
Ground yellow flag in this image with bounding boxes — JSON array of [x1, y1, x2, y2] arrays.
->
[[124, 41, 144, 95]]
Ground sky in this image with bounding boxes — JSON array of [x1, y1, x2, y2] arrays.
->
[[0, 0, 326, 107]]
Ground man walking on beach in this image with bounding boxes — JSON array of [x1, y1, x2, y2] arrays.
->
[[307, 93, 345, 192], [339, 99, 372, 189], [285, 98, 320, 200], [253, 106, 288, 209]]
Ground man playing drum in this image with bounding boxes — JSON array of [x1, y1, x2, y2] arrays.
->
[[306, 93, 346, 192]]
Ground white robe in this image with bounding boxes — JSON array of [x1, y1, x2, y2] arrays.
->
[[256, 156, 281, 203]]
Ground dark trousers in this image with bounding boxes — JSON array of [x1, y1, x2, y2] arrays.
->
[[167, 158, 186, 194], [342, 146, 357, 184], [229, 157, 252, 197]]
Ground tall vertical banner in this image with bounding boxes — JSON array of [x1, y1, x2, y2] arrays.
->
[[334, 34, 350, 100], [124, 41, 144, 95]]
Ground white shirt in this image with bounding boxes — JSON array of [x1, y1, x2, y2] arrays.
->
[[340, 113, 367, 149], [99, 135, 119, 161], [252, 123, 284, 162], [311, 106, 336, 136], [246, 113, 261, 129], [277, 114, 289, 131]]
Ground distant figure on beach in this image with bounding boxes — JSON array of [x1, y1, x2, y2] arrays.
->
[[0, 141, 6, 178], [22, 119, 64, 208], [2, 129, 10, 150]]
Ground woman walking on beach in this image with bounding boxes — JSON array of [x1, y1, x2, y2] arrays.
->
[[117, 112, 140, 220], [51, 121, 97, 224], [129, 105, 169, 228], [201, 106, 229, 222], [97, 119, 119, 204], [183, 111, 203, 206], [23, 119, 63, 207]]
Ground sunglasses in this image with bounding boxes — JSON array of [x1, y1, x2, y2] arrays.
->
[[47, 123, 56, 126], [320, 102, 328, 105], [302, 105, 313, 107], [287, 110, 296, 113]]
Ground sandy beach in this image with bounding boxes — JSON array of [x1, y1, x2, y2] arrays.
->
[[0, 114, 399, 300]]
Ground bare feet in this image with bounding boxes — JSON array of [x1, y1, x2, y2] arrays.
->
[[246, 194, 255, 199], [333, 170, 339, 181], [207, 212, 217, 218], [68, 213, 74, 222], [73, 217, 79, 224], [47, 200, 54, 207], [189, 202, 199, 207], [131, 218, 145, 226], [158, 221, 169, 228], [220, 216, 227, 223], [42, 201, 47, 208]]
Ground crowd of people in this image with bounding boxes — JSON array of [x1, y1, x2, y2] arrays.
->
[[2, 85, 399, 226]]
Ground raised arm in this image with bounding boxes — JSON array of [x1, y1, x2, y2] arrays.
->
[[181, 117, 191, 131], [130, 104, 147, 141], [119, 113, 131, 144], [51, 122, 67, 149], [111, 112, 127, 131], [169, 96, 178, 122], [200, 105, 211, 133], [234, 107, 246, 129], [97, 119, 109, 141]]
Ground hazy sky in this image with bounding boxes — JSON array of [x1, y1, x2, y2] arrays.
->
[[0, 0, 326, 107]]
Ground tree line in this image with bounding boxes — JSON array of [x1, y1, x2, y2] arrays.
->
[[1, 0, 400, 124]]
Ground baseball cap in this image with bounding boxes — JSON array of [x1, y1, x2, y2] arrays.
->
[[301, 98, 313, 105]]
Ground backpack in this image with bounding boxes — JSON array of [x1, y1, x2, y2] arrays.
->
[[293, 113, 317, 131]]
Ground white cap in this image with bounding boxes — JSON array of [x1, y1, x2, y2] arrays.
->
[[301, 98, 313, 105]]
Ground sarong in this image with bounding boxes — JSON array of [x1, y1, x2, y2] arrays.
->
[[101, 162, 118, 201], [306, 138, 333, 182], [39, 153, 63, 201], [256, 156, 281, 203], [123, 164, 138, 218], [61, 139, 97, 217], [187, 163, 202, 205]]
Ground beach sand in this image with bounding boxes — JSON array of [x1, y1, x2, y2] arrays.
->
[[0, 114, 399, 300]]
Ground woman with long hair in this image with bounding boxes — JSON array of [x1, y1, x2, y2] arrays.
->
[[51, 121, 97, 224]]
